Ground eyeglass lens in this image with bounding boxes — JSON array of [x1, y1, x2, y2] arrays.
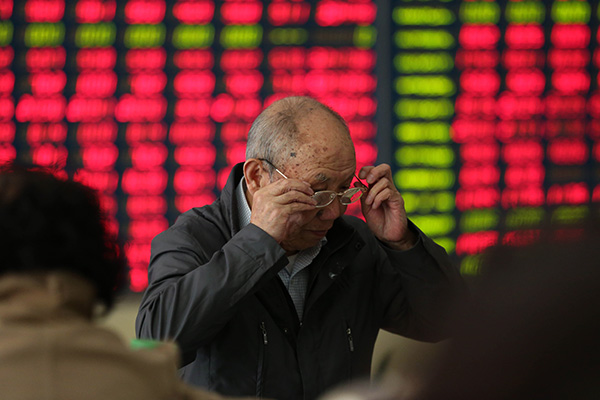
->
[[313, 187, 364, 207], [264, 159, 366, 208]]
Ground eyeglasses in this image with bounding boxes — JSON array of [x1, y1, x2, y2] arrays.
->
[[260, 159, 368, 208]]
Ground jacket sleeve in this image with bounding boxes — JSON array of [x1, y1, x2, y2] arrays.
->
[[375, 220, 466, 342], [135, 220, 287, 361]]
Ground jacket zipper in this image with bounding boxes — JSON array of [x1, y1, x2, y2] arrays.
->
[[260, 321, 268, 345], [257, 321, 268, 398], [346, 327, 354, 352]]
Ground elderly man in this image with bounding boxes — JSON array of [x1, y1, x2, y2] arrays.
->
[[136, 96, 463, 400]]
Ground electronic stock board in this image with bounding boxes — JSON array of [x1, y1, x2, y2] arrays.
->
[[1, 0, 598, 290]]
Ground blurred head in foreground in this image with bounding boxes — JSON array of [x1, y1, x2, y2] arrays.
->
[[415, 219, 600, 400], [321, 217, 600, 400], [0, 165, 244, 400], [0, 164, 124, 314]]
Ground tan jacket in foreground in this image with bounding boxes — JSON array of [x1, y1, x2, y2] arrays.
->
[[0, 272, 242, 400]]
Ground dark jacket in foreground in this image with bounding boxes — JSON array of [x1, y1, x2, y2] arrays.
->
[[136, 163, 463, 400]]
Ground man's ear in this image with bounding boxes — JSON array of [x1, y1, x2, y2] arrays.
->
[[243, 159, 267, 195]]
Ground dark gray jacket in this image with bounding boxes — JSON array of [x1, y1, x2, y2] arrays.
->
[[136, 163, 463, 400]]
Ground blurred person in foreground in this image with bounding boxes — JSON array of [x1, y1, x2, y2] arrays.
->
[[0, 164, 246, 400], [322, 218, 600, 400], [136, 96, 465, 400], [414, 220, 600, 400]]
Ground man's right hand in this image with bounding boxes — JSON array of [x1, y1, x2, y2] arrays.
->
[[249, 177, 317, 244]]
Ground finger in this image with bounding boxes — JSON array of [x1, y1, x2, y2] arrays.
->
[[275, 189, 318, 207], [271, 178, 314, 197], [370, 188, 394, 210], [363, 176, 394, 204], [361, 164, 393, 186], [286, 201, 319, 214], [358, 166, 374, 181], [369, 185, 404, 211]]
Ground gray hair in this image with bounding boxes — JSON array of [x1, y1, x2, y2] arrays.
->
[[245, 96, 349, 171]]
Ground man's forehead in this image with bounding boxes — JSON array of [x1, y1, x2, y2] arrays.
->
[[284, 134, 356, 183], [308, 170, 355, 185]]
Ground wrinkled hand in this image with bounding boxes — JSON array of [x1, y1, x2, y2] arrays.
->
[[250, 177, 317, 244], [359, 164, 416, 250]]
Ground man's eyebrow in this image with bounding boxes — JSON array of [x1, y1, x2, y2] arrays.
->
[[314, 173, 328, 183], [313, 172, 354, 185]]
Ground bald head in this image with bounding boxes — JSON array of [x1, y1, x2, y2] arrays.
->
[[245, 96, 352, 171]]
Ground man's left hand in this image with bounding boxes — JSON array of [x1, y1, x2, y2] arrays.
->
[[358, 164, 416, 251]]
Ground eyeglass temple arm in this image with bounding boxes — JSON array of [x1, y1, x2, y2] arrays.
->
[[272, 161, 364, 191], [275, 168, 288, 180], [258, 158, 289, 179], [354, 174, 368, 191]]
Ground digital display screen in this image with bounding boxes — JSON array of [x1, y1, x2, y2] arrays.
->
[[2, 1, 599, 291], [2, 0, 378, 291], [389, 0, 600, 275]]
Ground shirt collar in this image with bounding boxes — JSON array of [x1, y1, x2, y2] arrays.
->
[[236, 177, 253, 229]]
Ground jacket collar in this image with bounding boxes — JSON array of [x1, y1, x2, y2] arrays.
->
[[221, 164, 367, 328], [219, 163, 246, 238]]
